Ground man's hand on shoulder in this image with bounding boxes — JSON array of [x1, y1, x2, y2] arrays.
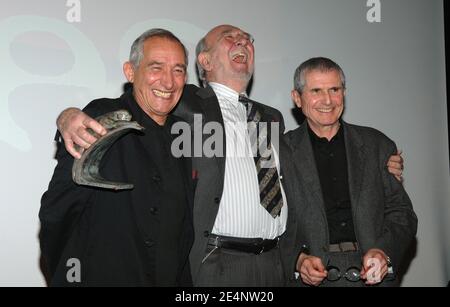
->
[[387, 150, 404, 182], [56, 108, 107, 159]]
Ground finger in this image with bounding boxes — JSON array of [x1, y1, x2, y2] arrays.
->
[[378, 257, 387, 268], [397, 150, 404, 166], [64, 139, 81, 159], [391, 150, 403, 162], [301, 274, 313, 286], [369, 252, 386, 265], [301, 265, 319, 283], [360, 267, 367, 280], [308, 268, 327, 279], [312, 280, 323, 287], [380, 264, 388, 280], [311, 258, 326, 272], [365, 275, 383, 285], [72, 133, 92, 150], [388, 167, 402, 176], [300, 272, 314, 286], [84, 118, 107, 136], [388, 161, 401, 173], [388, 155, 402, 163], [309, 275, 326, 284], [387, 160, 402, 169], [300, 266, 311, 278], [305, 264, 326, 278], [77, 127, 99, 145], [365, 263, 387, 284]]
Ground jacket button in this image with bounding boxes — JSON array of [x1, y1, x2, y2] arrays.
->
[[204, 231, 210, 237], [145, 240, 155, 247], [150, 207, 159, 215], [214, 197, 220, 204]]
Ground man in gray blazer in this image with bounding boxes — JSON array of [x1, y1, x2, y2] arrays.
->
[[286, 57, 417, 287], [53, 29, 404, 286]]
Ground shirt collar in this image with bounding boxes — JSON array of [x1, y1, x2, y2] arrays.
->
[[209, 82, 246, 108], [307, 121, 344, 144]]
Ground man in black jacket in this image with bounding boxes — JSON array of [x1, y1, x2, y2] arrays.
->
[[39, 28, 194, 286]]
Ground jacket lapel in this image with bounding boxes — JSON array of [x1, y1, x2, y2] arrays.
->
[[291, 123, 327, 222], [195, 86, 226, 189]]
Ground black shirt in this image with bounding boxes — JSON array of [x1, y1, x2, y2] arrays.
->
[[308, 124, 357, 244], [128, 97, 188, 285]]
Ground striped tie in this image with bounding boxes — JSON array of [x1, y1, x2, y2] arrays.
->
[[239, 95, 284, 218]]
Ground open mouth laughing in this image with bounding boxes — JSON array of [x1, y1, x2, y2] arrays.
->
[[152, 89, 172, 99], [231, 50, 248, 64]]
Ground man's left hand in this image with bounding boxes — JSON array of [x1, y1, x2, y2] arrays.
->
[[360, 249, 389, 285]]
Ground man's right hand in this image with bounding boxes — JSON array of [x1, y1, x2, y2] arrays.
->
[[57, 108, 107, 159], [296, 253, 327, 286]]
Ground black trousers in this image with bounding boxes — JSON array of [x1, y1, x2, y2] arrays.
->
[[195, 245, 285, 287]]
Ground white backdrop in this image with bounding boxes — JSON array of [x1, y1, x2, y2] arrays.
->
[[0, 0, 448, 286]]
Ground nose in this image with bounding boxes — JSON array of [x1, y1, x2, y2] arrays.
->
[[323, 92, 332, 105], [161, 69, 174, 89], [236, 35, 248, 46], [235, 33, 253, 46]]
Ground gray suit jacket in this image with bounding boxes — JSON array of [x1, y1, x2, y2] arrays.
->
[[284, 121, 417, 275], [174, 84, 300, 284]]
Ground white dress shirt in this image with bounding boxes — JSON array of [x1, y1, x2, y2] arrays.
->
[[209, 82, 288, 239]]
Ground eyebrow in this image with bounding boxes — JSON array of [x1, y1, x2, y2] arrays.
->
[[221, 29, 252, 37], [310, 86, 343, 91], [147, 61, 163, 67], [147, 61, 187, 70], [174, 63, 187, 70]]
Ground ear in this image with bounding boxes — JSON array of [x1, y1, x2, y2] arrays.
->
[[291, 90, 302, 109], [197, 52, 212, 73], [123, 62, 135, 83]]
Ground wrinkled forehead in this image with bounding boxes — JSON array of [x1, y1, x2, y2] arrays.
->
[[305, 68, 343, 84], [143, 36, 187, 64], [205, 25, 249, 44]]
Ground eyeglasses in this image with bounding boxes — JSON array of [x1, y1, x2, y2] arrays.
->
[[220, 32, 255, 45], [326, 265, 361, 282], [325, 264, 396, 283]]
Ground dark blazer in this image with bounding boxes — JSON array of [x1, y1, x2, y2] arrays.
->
[[39, 91, 194, 286], [284, 121, 417, 277], [174, 84, 301, 284]]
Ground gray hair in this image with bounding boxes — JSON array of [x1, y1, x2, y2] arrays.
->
[[293, 57, 346, 93], [129, 28, 188, 68], [195, 36, 208, 87]]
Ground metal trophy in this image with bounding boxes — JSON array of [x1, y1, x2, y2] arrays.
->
[[72, 109, 144, 190]]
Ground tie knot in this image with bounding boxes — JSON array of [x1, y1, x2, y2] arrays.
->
[[238, 95, 251, 104]]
